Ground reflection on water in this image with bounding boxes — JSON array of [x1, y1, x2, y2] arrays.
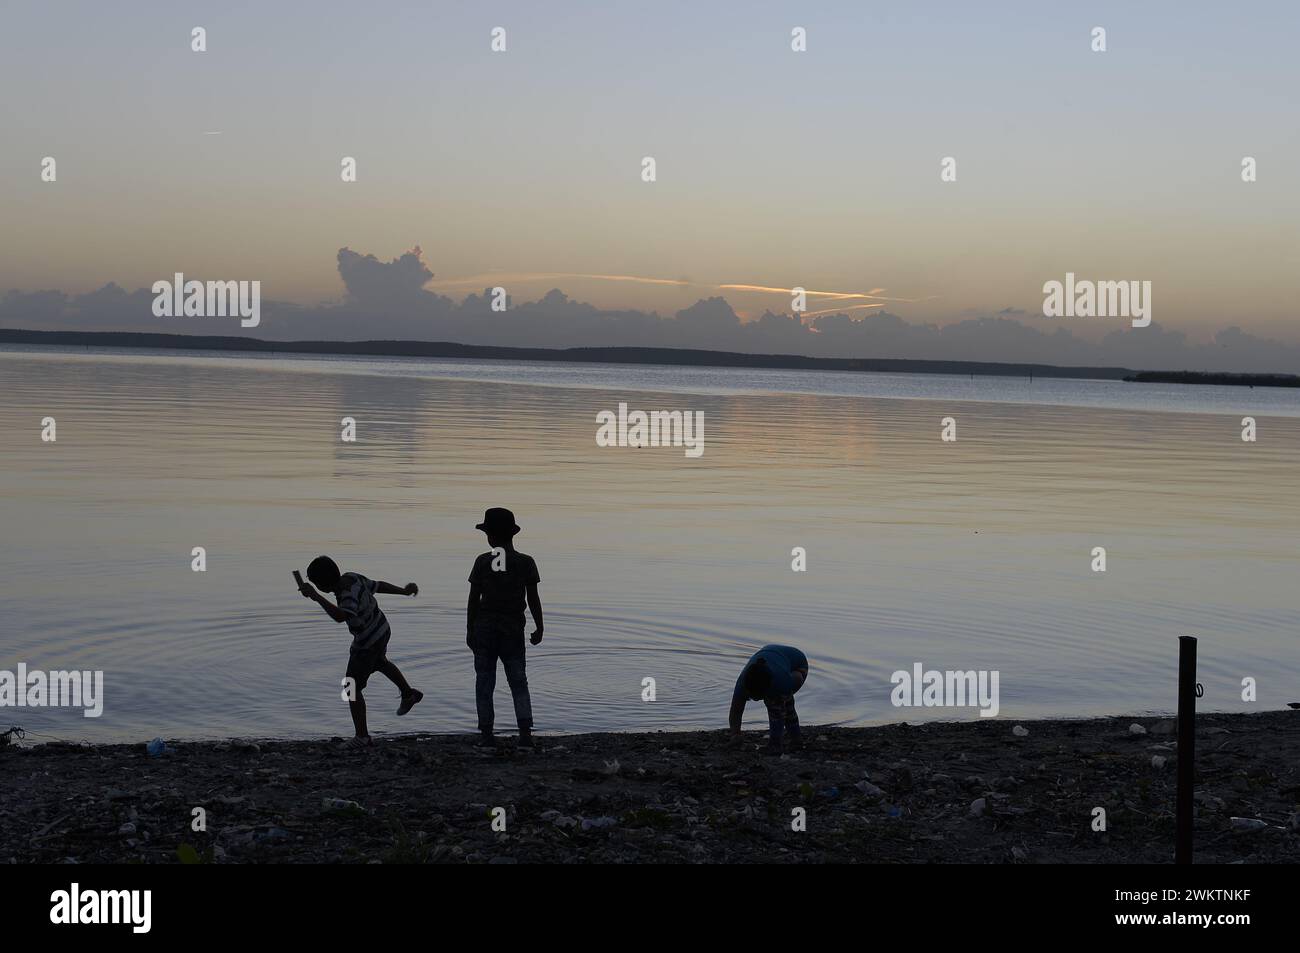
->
[[1, 347, 1297, 741]]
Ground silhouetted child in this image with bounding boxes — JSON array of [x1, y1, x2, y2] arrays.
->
[[466, 508, 543, 748], [728, 644, 809, 754], [298, 555, 422, 746]]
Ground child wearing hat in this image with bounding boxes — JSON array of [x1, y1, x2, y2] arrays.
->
[[466, 508, 544, 747]]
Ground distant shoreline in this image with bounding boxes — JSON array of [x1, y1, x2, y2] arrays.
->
[[8, 329, 1299, 389], [1124, 370, 1300, 388], [0, 328, 1136, 381]]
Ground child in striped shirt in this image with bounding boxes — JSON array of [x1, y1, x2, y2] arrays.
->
[[299, 555, 423, 746]]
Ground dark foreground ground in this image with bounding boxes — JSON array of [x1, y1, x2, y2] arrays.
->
[[3, 712, 1297, 863]]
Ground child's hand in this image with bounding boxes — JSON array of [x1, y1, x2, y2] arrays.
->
[[297, 581, 316, 599], [529, 627, 543, 645], [404, 583, 419, 596]]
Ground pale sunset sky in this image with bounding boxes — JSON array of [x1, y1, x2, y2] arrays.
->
[[2, 0, 1298, 362]]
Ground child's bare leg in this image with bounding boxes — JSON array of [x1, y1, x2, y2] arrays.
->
[[349, 691, 369, 738], [376, 659, 412, 695], [379, 659, 422, 715]]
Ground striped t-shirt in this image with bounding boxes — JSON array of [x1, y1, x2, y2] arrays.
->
[[338, 573, 391, 652]]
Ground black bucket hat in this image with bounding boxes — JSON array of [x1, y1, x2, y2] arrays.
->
[[476, 507, 520, 536]]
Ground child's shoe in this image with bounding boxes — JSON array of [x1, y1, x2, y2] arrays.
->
[[396, 689, 423, 716], [518, 728, 534, 748], [475, 731, 497, 748]]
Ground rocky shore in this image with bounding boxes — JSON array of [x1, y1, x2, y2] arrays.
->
[[3, 712, 1296, 864]]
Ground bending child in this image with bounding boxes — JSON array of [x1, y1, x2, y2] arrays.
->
[[728, 644, 809, 754]]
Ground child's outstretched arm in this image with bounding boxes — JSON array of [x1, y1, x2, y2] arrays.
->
[[728, 693, 746, 735], [374, 580, 418, 596], [726, 671, 747, 739], [526, 582, 544, 644], [298, 580, 353, 625]]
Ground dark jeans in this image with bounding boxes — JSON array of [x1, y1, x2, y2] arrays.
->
[[472, 618, 533, 733], [764, 694, 801, 744]]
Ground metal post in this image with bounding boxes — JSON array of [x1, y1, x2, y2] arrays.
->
[[1175, 636, 1197, 864]]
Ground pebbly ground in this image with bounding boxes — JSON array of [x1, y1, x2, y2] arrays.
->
[[2, 711, 1296, 864]]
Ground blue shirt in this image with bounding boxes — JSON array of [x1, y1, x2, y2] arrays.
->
[[732, 645, 808, 702]]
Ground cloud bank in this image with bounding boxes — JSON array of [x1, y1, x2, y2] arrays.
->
[[3, 247, 1298, 373]]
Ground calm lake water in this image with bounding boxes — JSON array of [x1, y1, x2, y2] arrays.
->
[[2, 345, 1298, 742]]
